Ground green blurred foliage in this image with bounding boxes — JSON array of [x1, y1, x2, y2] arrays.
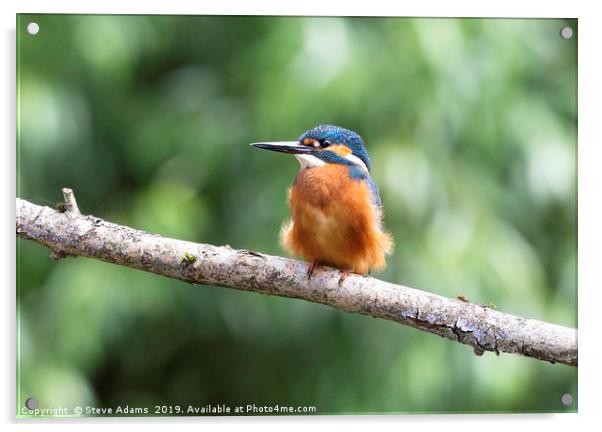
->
[[17, 15, 577, 414]]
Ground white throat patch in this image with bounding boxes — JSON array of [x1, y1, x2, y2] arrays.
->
[[295, 152, 369, 173], [295, 154, 326, 170]]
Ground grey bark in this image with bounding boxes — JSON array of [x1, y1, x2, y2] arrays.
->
[[16, 190, 578, 367]]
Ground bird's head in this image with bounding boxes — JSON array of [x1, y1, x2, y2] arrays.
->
[[251, 125, 371, 173]]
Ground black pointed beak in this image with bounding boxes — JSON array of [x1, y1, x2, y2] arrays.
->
[[250, 141, 317, 155]]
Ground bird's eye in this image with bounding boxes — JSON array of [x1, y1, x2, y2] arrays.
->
[[320, 140, 331, 148]]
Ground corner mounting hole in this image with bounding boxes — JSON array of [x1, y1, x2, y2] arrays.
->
[[560, 26, 573, 39], [561, 393, 573, 406], [27, 22, 39, 35], [25, 397, 39, 410]]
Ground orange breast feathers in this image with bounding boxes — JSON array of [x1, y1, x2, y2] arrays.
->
[[280, 164, 393, 275]]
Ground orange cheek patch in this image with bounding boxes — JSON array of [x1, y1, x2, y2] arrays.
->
[[303, 138, 315, 146], [329, 145, 352, 157]]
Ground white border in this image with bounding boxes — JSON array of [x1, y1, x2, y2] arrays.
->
[[2, 0, 585, 17], [3, 1, 600, 431]]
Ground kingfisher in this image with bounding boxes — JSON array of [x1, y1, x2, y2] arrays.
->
[[251, 125, 393, 283]]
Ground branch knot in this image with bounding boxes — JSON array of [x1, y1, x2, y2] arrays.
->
[[61, 188, 81, 215]]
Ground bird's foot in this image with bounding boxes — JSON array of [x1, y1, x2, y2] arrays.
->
[[306, 260, 319, 279], [338, 270, 352, 287]]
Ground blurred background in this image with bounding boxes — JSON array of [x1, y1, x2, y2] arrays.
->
[[17, 15, 577, 414]]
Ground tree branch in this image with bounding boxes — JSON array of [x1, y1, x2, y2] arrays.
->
[[16, 190, 578, 367]]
